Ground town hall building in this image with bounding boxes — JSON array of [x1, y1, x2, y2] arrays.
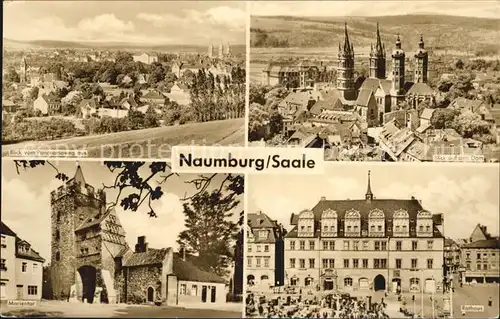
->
[[283, 171, 445, 294], [49, 166, 226, 306]]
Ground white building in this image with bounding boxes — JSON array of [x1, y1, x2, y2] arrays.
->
[[1, 222, 45, 300]]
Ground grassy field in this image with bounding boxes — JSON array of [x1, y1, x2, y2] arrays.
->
[[251, 15, 500, 55], [2, 118, 245, 159]]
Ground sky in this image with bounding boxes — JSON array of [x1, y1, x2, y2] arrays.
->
[[248, 163, 500, 240], [3, 1, 247, 45], [251, 1, 500, 19], [1, 159, 242, 263]]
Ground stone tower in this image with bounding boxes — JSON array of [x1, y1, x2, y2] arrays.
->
[[336, 22, 357, 101], [208, 44, 214, 58], [20, 56, 28, 84], [50, 165, 127, 304], [390, 34, 406, 108], [224, 42, 231, 57], [218, 42, 224, 59], [369, 23, 386, 79], [414, 35, 428, 83]]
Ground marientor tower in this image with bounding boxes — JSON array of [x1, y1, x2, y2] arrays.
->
[[414, 35, 428, 83], [369, 23, 386, 79], [337, 22, 357, 101], [390, 34, 406, 108]]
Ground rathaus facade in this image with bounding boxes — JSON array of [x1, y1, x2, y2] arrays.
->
[[284, 171, 444, 294]]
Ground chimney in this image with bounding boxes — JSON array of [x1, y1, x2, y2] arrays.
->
[[180, 247, 186, 261], [321, 196, 326, 201], [135, 236, 148, 253], [411, 196, 415, 200]]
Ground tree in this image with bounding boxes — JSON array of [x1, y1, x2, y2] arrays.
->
[[249, 84, 269, 105], [455, 59, 464, 70], [144, 107, 160, 128], [269, 111, 284, 136], [61, 91, 84, 116], [5, 67, 20, 83], [248, 103, 269, 141], [30, 87, 40, 100], [431, 108, 459, 129], [126, 109, 146, 130], [177, 182, 240, 277], [451, 111, 491, 138]]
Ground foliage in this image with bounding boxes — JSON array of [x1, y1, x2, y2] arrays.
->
[[4, 67, 20, 83], [269, 111, 284, 136], [451, 111, 491, 138], [248, 103, 270, 142], [2, 118, 80, 143], [431, 109, 460, 129]]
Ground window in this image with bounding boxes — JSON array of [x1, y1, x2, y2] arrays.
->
[[466, 261, 471, 270], [329, 259, 335, 269], [247, 258, 252, 267], [290, 241, 296, 250], [381, 259, 387, 268], [1, 235, 6, 248], [309, 241, 315, 250], [362, 241, 369, 250], [477, 253, 481, 260], [180, 284, 187, 295], [381, 242, 387, 251], [353, 259, 359, 268], [0, 259, 6, 271], [378, 225, 382, 231], [412, 241, 418, 251], [411, 259, 418, 269], [248, 245, 252, 253], [344, 278, 353, 287], [396, 241, 402, 251], [192, 285, 198, 296], [256, 258, 261, 267], [477, 264, 481, 270], [344, 259, 349, 268], [483, 264, 488, 270], [353, 241, 359, 251], [419, 225, 423, 232], [323, 241, 328, 251], [343, 241, 349, 250], [323, 259, 329, 269], [300, 241, 305, 250], [307, 226, 312, 232], [264, 245, 269, 252], [256, 245, 261, 252], [290, 259, 296, 268], [347, 226, 352, 232], [309, 259, 315, 269], [427, 240, 433, 250], [374, 241, 380, 251], [329, 241, 335, 251], [395, 226, 400, 232], [466, 253, 470, 260], [264, 258, 270, 268], [28, 286, 38, 296], [55, 251, 60, 261], [396, 259, 402, 269], [362, 259, 368, 268], [427, 259, 433, 269], [299, 259, 305, 269], [426, 225, 431, 232], [259, 230, 268, 239], [22, 262, 27, 272], [33, 263, 38, 273], [323, 225, 328, 232]]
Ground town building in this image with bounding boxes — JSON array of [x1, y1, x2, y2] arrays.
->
[[283, 171, 445, 293], [33, 94, 61, 115], [49, 166, 227, 306], [1, 222, 45, 300], [461, 224, 500, 284], [444, 238, 461, 273], [247, 212, 285, 289], [132, 53, 159, 64]]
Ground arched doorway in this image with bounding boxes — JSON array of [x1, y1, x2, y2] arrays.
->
[[147, 287, 154, 302], [374, 275, 386, 291], [77, 266, 97, 303], [247, 275, 255, 286]]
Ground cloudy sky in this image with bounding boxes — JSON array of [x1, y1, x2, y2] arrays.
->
[[251, 1, 500, 18], [248, 163, 499, 240], [3, 1, 246, 44], [1, 160, 242, 263]]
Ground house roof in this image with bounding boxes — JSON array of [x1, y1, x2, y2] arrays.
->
[[360, 78, 380, 92], [287, 197, 443, 238], [248, 212, 277, 229], [420, 108, 436, 120], [78, 98, 98, 110], [123, 248, 171, 267], [462, 238, 500, 249], [356, 88, 374, 107], [173, 253, 226, 284], [142, 90, 165, 100], [406, 82, 434, 96], [449, 97, 484, 112], [15, 237, 45, 263], [1, 221, 17, 237]]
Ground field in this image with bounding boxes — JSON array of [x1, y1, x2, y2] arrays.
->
[[2, 118, 245, 159], [250, 15, 500, 56]]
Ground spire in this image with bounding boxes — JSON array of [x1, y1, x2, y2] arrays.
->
[[419, 35, 425, 49], [395, 34, 401, 49], [343, 22, 352, 54], [74, 163, 85, 185], [376, 22, 383, 53], [365, 170, 373, 200]]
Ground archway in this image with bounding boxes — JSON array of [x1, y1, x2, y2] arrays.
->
[[147, 287, 154, 302], [247, 275, 255, 286], [374, 275, 386, 291], [77, 266, 97, 303]]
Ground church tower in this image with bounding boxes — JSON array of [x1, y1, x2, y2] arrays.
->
[[208, 44, 214, 58], [369, 23, 386, 79], [336, 22, 357, 101], [390, 34, 406, 108], [414, 35, 428, 83], [218, 42, 224, 59], [225, 42, 231, 57], [20, 56, 28, 84]]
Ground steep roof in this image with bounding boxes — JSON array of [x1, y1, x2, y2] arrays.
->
[[356, 89, 375, 107], [123, 248, 171, 267], [1, 221, 17, 237], [15, 237, 45, 263], [406, 82, 434, 96], [462, 238, 500, 249], [449, 97, 484, 112], [173, 253, 226, 284], [420, 108, 436, 120], [248, 212, 277, 229]]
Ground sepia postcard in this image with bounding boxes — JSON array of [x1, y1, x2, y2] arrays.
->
[[0, 159, 244, 317], [248, 1, 500, 163], [2, 1, 247, 159], [245, 163, 500, 318]]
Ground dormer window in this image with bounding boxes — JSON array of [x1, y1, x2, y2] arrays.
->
[[259, 230, 268, 239], [393, 209, 410, 237], [344, 209, 361, 237], [298, 210, 315, 238], [416, 210, 433, 237]]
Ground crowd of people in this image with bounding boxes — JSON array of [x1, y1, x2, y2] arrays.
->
[[246, 291, 390, 318]]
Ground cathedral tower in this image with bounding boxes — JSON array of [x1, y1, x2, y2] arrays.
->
[[225, 42, 232, 57], [208, 44, 214, 58], [414, 35, 428, 83], [20, 56, 28, 84], [218, 42, 224, 59], [369, 23, 386, 79], [390, 34, 406, 108], [336, 22, 357, 101]]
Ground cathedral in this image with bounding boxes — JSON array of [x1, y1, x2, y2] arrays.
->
[[208, 42, 232, 59], [336, 23, 435, 127], [49, 166, 227, 306]]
